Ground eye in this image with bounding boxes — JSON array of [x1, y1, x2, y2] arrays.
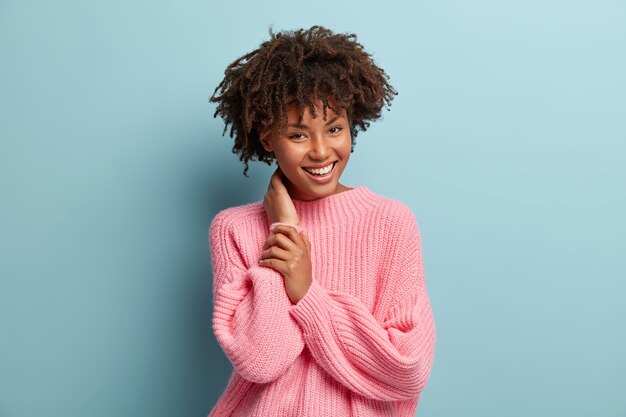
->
[[288, 133, 306, 140], [329, 126, 343, 135]]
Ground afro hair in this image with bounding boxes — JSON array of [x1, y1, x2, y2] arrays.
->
[[209, 25, 397, 177]]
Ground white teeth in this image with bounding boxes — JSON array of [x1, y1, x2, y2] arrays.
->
[[304, 162, 334, 175]]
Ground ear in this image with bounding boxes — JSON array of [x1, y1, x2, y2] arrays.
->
[[259, 134, 273, 153], [261, 140, 273, 153]]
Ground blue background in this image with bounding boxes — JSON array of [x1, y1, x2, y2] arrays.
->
[[1, 0, 625, 416]]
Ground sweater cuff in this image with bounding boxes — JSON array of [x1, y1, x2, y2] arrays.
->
[[269, 222, 306, 234], [248, 265, 294, 307], [288, 279, 332, 334]]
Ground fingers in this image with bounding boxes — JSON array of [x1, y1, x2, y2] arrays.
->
[[300, 231, 311, 254], [269, 167, 282, 188], [263, 232, 298, 252], [258, 257, 287, 275], [260, 225, 309, 267], [269, 225, 306, 248], [259, 226, 311, 278], [259, 244, 290, 262], [268, 168, 278, 190], [267, 167, 280, 191]]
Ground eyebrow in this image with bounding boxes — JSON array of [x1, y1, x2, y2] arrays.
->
[[288, 115, 343, 129]]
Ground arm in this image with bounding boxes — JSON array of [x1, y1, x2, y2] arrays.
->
[[209, 212, 305, 384], [288, 211, 436, 401]]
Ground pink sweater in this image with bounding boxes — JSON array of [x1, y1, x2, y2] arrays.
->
[[207, 186, 436, 417]]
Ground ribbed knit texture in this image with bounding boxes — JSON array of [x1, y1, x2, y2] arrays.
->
[[207, 186, 436, 417]]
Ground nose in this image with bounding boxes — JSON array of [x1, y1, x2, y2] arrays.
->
[[308, 136, 329, 160]]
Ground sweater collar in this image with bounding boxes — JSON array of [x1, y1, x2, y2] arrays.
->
[[290, 185, 381, 229]]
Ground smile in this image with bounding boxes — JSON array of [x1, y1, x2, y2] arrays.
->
[[302, 161, 337, 184], [302, 161, 336, 176]]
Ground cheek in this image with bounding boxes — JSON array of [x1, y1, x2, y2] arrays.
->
[[275, 153, 301, 174], [338, 135, 353, 157]]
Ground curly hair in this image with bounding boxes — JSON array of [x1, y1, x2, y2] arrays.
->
[[209, 25, 398, 177]]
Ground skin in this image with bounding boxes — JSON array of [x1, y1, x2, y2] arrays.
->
[[257, 98, 353, 304]]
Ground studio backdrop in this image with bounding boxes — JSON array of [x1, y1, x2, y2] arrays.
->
[[1, 0, 624, 416]]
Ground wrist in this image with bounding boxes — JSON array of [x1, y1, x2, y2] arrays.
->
[[269, 222, 306, 233], [275, 217, 298, 225]]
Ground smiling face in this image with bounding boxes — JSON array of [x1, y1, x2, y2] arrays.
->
[[260, 99, 353, 201]]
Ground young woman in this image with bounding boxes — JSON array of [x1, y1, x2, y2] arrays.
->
[[207, 25, 436, 417]]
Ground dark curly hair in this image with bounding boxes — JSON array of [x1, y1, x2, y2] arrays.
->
[[209, 25, 398, 177]]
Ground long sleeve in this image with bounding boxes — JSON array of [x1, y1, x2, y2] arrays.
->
[[287, 209, 436, 401], [209, 211, 305, 384]]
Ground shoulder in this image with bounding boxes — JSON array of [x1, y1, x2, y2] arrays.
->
[[209, 201, 266, 237], [366, 189, 419, 238], [364, 187, 415, 216]]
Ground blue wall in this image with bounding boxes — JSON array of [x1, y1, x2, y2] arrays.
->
[[1, 0, 625, 416]]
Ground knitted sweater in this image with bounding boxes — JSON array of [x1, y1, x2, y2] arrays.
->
[[207, 186, 436, 417]]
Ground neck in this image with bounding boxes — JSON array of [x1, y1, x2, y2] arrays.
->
[[285, 180, 352, 202]]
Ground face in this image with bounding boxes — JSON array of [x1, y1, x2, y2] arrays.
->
[[260, 99, 352, 201]]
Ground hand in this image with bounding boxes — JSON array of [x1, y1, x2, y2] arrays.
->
[[259, 225, 312, 304], [263, 166, 299, 225]]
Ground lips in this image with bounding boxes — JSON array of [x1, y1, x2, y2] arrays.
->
[[302, 161, 336, 175], [301, 161, 337, 184], [302, 161, 336, 171]]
